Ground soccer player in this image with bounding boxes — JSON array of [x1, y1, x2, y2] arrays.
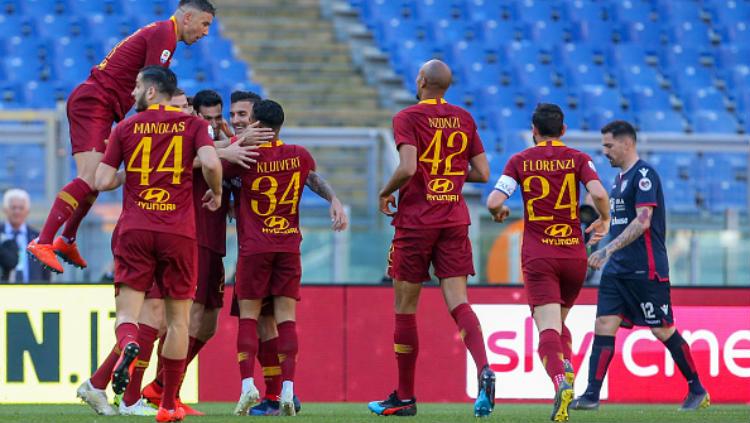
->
[[138, 90, 271, 415], [93, 66, 223, 422], [170, 88, 191, 113], [367, 60, 495, 418], [486, 103, 611, 422], [571, 121, 710, 412], [227, 99, 347, 416], [27, 0, 216, 274]]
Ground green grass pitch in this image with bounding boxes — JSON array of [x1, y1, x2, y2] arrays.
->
[[0, 403, 747, 422]]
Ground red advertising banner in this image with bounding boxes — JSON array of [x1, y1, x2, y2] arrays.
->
[[198, 286, 750, 403]]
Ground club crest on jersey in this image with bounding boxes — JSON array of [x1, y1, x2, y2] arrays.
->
[[639, 178, 652, 191], [588, 160, 596, 171], [620, 180, 628, 193], [160, 49, 171, 63]]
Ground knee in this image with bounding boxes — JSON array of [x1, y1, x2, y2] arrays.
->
[[594, 316, 619, 335], [651, 326, 675, 342], [394, 295, 418, 314]]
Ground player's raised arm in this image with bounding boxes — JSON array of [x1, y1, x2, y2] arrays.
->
[[379, 144, 417, 216], [584, 179, 611, 245]]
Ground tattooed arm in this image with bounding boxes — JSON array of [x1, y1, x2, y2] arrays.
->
[[588, 206, 653, 269], [306, 171, 348, 231]]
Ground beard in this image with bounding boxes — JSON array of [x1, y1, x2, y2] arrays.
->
[[135, 94, 148, 112]]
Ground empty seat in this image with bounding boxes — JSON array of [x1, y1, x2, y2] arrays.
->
[[638, 110, 685, 132], [690, 109, 739, 133]]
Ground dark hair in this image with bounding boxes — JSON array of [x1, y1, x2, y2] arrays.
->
[[532, 103, 565, 137], [192, 89, 222, 112], [601, 120, 637, 142], [178, 0, 215, 15], [231, 90, 262, 105], [139, 66, 177, 97], [173, 87, 185, 97], [186, 96, 193, 106], [253, 99, 285, 130]]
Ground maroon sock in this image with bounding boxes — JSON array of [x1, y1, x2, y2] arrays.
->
[[277, 321, 298, 382], [38, 178, 92, 244], [123, 324, 159, 406], [153, 335, 166, 388], [160, 357, 186, 411], [394, 313, 418, 400], [115, 322, 139, 351], [90, 345, 120, 390], [538, 329, 566, 390], [238, 318, 258, 380], [61, 190, 98, 242], [450, 303, 489, 374], [561, 324, 573, 362], [258, 337, 282, 399], [185, 336, 206, 366]]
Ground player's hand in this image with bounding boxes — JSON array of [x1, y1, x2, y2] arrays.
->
[[379, 194, 397, 216], [588, 248, 610, 270], [491, 205, 511, 223], [202, 189, 222, 211], [219, 119, 234, 139], [236, 121, 275, 146], [585, 217, 610, 246], [329, 197, 348, 231], [223, 141, 260, 169]]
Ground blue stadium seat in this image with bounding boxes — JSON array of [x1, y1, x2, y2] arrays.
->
[[627, 86, 673, 112], [464, 0, 505, 22], [515, 62, 560, 88], [414, 0, 464, 23], [613, 0, 655, 23], [516, 0, 564, 23], [617, 64, 662, 92], [87, 15, 138, 42], [479, 18, 525, 43], [213, 59, 247, 83], [668, 21, 713, 46], [705, 0, 750, 27], [565, 62, 609, 89], [0, 81, 24, 107], [431, 20, 478, 45], [527, 20, 573, 43], [638, 110, 685, 132], [716, 45, 750, 68], [729, 65, 750, 90], [673, 65, 714, 92], [565, 0, 612, 23], [36, 15, 89, 38], [690, 109, 738, 133], [0, 15, 37, 38], [661, 45, 714, 70], [24, 80, 68, 107], [559, 43, 607, 69], [682, 87, 726, 113], [493, 105, 533, 132], [621, 20, 665, 45], [24, 0, 70, 15], [70, 0, 122, 16]]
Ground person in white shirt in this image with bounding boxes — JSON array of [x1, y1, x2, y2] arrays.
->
[[1, 189, 51, 282]]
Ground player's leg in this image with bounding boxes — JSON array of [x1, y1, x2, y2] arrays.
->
[[645, 284, 709, 411], [250, 309, 282, 416], [560, 307, 575, 385], [558, 258, 588, 388], [29, 88, 111, 272], [119, 295, 163, 415], [137, 288, 169, 409], [572, 274, 624, 409], [157, 296, 191, 421], [111, 285, 146, 395]]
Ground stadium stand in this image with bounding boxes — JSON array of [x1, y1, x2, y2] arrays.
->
[[347, 0, 749, 214]]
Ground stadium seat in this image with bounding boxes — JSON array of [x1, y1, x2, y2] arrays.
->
[[464, 0, 504, 22], [637, 110, 685, 132], [682, 87, 726, 113], [565, 0, 612, 23], [70, 0, 122, 16], [626, 86, 674, 113], [414, 0, 464, 23], [24, 0, 69, 15], [690, 109, 739, 133], [613, 0, 656, 23]]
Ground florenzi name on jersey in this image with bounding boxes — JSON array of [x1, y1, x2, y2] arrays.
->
[[133, 121, 186, 135], [522, 158, 576, 172], [428, 116, 461, 128], [257, 157, 301, 174]]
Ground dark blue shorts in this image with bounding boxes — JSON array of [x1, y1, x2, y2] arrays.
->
[[597, 274, 674, 328]]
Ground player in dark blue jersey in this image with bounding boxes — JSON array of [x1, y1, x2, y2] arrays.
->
[[571, 121, 710, 412]]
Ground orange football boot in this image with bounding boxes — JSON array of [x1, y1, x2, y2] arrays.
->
[[176, 399, 204, 416], [142, 380, 163, 407], [27, 238, 63, 273], [53, 237, 88, 269], [156, 406, 186, 422]]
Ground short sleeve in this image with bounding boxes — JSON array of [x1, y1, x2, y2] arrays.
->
[[192, 119, 215, 150], [144, 22, 174, 67], [501, 155, 520, 183], [392, 112, 416, 149], [301, 146, 316, 172], [468, 128, 485, 158], [634, 166, 659, 207], [101, 125, 123, 168], [577, 152, 600, 185]]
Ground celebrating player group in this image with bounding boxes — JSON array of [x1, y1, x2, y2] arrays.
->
[[27, 0, 709, 421]]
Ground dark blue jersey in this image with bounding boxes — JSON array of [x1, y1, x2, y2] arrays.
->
[[603, 159, 669, 280]]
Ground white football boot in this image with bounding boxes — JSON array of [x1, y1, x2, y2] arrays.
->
[[118, 397, 158, 416], [76, 379, 117, 416], [234, 378, 260, 416], [280, 381, 296, 416]]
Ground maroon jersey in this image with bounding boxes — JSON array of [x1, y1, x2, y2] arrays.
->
[[89, 18, 177, 120], [391, 98, 484, 229], [224, 140, 316, 255], [496, 140, 599, 263], [102, 104, 214, 239], [193, 168, 230, 256]]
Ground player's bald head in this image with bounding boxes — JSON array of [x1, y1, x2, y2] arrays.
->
[[419, 60, 452, 91]]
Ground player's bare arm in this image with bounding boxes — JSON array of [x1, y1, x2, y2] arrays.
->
[[486, 190, 511, 223], [197, 145, 223, 211], [217, 141, 260, 169], [306, 171, 348, 231], [589, 206, 653, 269], [94, 163, 120, 192], [379, 144, 417, 216], [584, 179, 612, 245], [466, 153, 490, 183]]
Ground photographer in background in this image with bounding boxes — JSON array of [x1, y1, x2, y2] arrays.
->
[[1, 189, 51, 282]]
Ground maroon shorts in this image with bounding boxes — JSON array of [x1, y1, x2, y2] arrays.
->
[[67, 82, 117, 155], [388, 225, 475, 283], [522, 258, 588, 309], [193, 247, 225, 308], [113, 230, 197, 300], [145, 283, 164, 299], [235, 253, 301, 300]]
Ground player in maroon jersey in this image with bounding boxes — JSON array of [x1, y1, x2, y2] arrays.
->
[[91, 66, 222, 423], [226, 99, 347, 416], [28, 0, 216, 274], [486, 103, 611, 422], [367, 60, 494, 418]]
